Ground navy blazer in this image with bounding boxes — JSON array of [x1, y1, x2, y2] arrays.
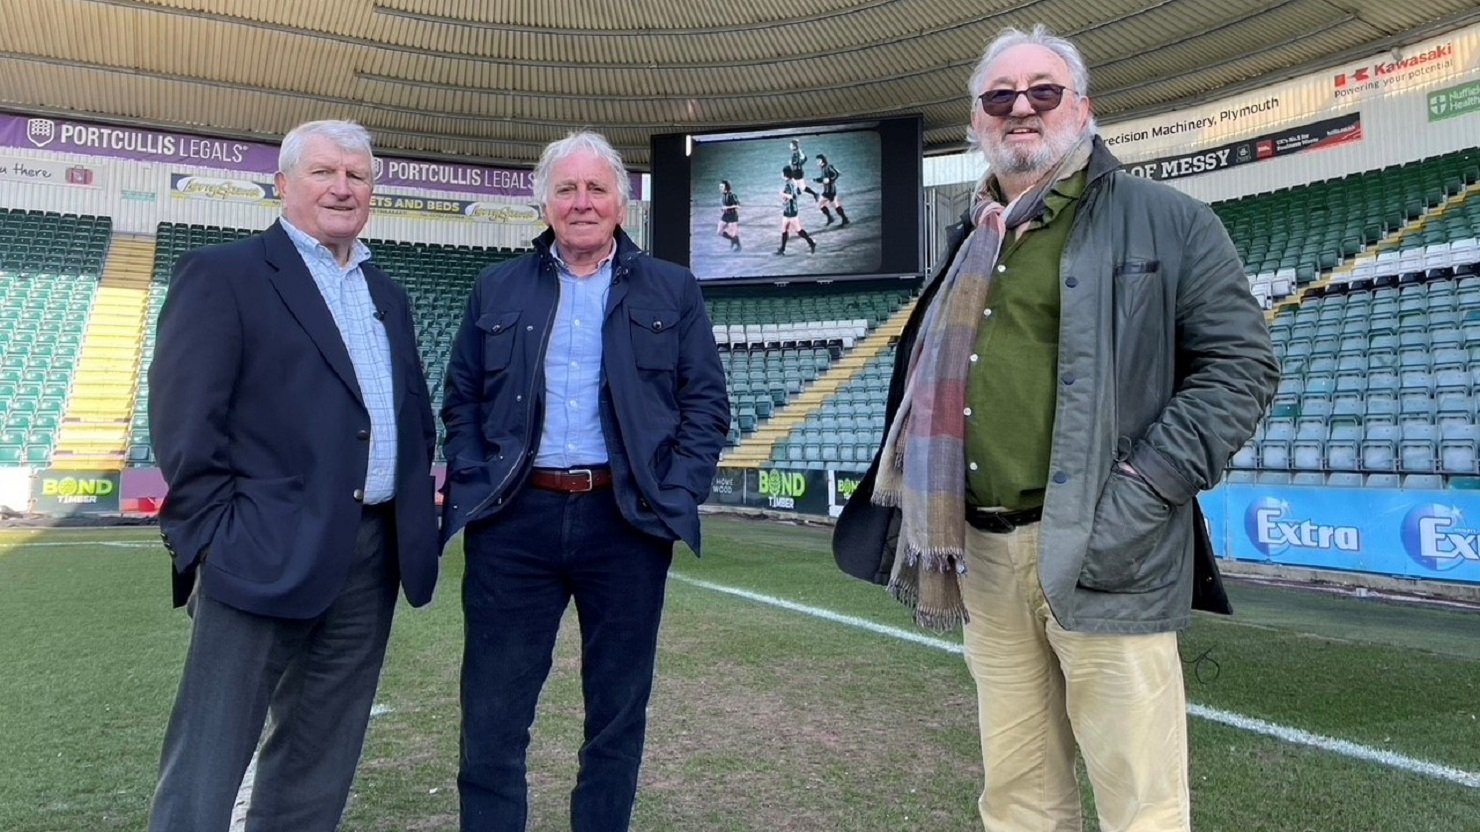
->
[[439, 227, 729, 553], [149, 221, 440, 619]]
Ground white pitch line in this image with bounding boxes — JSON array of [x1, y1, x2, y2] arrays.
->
[[1187, 704, 1480, 789], [671, 573, 1480, 791], [0, 540, 158, 548], [229, 704, 395, 831]]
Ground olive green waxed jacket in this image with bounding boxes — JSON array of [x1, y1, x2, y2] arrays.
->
[[834, 137, 1280, 633]]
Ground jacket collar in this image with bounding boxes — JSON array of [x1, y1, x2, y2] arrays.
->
[[532, 226, 643, 269], [261, 221, 364, 406]]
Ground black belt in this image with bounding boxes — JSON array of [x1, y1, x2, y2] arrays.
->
[[361, 500, 395, 520], [965, 505, 1042, 533]]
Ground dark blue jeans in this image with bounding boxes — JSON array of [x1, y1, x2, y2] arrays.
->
[[458, 486, 674, 832]]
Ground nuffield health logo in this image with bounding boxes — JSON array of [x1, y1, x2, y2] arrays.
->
[[1243, 497, 1360, 556], [1401, 504, 1479, 573]]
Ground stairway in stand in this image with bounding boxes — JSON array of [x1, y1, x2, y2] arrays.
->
[[51, 234, 156, 471], [722, 298, 916, 468]]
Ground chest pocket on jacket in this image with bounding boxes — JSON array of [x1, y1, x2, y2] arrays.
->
[[630, 306, 679, 371], [477, 311, 521, 372], [1111, 258, 1170, 434]]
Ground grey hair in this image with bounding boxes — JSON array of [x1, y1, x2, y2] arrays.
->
[[532, 131, 630, 210], [278, 120, 375, 177], [966, 25, 1098, 150]]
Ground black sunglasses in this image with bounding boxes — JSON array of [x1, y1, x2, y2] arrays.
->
[[978, 84, 1074, 117]]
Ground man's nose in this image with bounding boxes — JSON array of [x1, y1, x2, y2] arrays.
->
[[1009, 92, 1037, 118]]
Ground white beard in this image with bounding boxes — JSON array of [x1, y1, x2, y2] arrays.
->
[[984, 122, 1084, 177]]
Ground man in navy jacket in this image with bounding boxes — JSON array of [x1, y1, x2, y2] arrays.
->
[[441, 131, 729, 832], [148, 120, 439, 831]]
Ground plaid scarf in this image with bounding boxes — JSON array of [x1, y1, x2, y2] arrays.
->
[[872, 136, 1092, 632]]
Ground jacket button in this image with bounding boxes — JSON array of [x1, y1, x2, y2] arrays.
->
[[491, 324, 501, 333], [1065, 276, 1078, 288], [1052, 472, 1068, 484], [1062, 374, 1075, 385], [353, 488, 365, 502], [357, 429, 370, 440], [653, 320, 663, 330]]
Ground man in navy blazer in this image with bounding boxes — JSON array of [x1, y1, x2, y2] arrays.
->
[[147, 120, 439, 831]]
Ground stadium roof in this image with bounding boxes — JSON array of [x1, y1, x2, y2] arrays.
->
[[4, 0, 1478, 169]]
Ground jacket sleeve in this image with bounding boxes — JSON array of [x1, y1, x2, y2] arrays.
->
[[440, 278, 487, 470], [662, 272, 731, 501], [149, 250, 242, 568], [1129, 204, 1279, 505]]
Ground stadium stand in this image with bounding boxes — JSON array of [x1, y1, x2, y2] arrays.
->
[[0, 209, 112, 468], [13, 150, 1477, 492], [769, 347, 893, 472], [1215, 148, 1480, 307], [124, 224, 520, 465], [710, 283, 917, 465], [361, 237, 520, 461], [1235, 271, 1480, 487], [124, 224, 255, 467]]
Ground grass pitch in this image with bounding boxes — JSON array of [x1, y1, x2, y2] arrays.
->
[[2, 518, 1478, 831]]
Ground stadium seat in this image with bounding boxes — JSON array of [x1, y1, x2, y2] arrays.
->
[[1361, 425, 1399, 471], [1230, 442, 1258, 469], [1439, 424, 1479, 474], [1399, 427, 1437, 472], [1401, 474, 1445, 490]]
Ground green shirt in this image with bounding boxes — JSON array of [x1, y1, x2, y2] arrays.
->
[[964, 170, 1086, 510]]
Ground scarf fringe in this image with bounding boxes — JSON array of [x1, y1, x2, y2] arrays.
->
[[887, 578, 968, 634], [902, 544, 966, 574], [871, 486, 902, 508]]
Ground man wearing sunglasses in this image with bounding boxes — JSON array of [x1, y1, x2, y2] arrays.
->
[[835, 25, 1278, 832]]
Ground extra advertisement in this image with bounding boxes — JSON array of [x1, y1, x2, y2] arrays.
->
[[1200, 484, 1480, 585]]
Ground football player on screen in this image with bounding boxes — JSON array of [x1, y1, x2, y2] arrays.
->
[[814, 154, 849, 227], [789, 139, 820, 202], [717, 180, 742, 251], [776, 166, 817, 255]]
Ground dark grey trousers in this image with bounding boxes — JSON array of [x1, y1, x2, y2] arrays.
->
[[148, 507, 399, 832]]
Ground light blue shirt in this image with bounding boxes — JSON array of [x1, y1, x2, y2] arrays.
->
[[280, 218, 398, 503], [533, 241, 614, 468]]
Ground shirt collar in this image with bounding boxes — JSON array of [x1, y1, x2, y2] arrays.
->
[[550, 238, 617, 277], [279, 217, 372, 271], [983, 168, 1087, 229], [1040, 169, 1087, 226]]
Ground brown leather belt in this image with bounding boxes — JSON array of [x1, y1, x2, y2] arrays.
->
[[529, 467, 613, 493]]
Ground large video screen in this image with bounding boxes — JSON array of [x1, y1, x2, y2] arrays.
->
[[650, 117, 923, 284]]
